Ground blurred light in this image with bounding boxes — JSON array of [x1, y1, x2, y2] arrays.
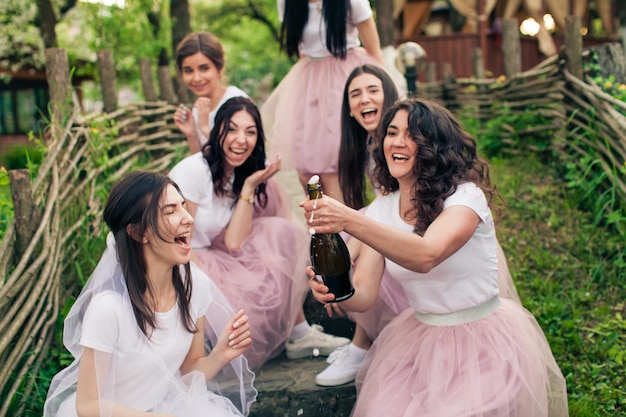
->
[[520, 18, 540, 36], [543, 14, 555, 31]]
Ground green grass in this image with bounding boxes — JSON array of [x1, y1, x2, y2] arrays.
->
[[490, 155, 625, 416]]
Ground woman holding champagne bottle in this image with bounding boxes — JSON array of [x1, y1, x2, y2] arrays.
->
[[303, 97, 568, 416], [315, 65, 520, 388]]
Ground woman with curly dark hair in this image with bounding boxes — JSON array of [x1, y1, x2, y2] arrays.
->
[[303, 98, 568, 416]]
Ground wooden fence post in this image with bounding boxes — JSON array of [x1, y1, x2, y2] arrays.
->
[[425, 62, 437, 83], [157, 66, 177, 104], [97, 50, 118, 113], [473, 47, 486, 79], [502, 18, 522, 78], [565, 16, 583, 79], [175, 73, 192, 104], [9, 169, 40, 263], [139, 58, 158, 102], [44, 48, 72, 140], [442, 62, 456, 103]]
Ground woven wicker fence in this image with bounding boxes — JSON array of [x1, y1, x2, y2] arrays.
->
[[422, 45, 626, 206], [1, 21, 625, 414], [0, 101, 186, 415]]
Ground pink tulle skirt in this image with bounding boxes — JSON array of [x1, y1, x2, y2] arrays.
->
[[353, 299, 568, 417], [347, 241, 517, 343], [194, 180, 309, 371], [262, 48, 379, 173], [347, 268, 410, 341]]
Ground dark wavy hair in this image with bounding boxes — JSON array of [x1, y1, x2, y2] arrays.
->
[[338, 65, 398, 209], [175, 31, 225, 72], [280, 0, 350, 59], [201, 97, 268, 208], [103, 171, 195, 337], [372, 98, 497, 236]]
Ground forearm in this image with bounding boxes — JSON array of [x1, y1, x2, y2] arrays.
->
[[182, 352, 229, 382], [223, 192, 255, 250], [77, 399, 163, 417], [186, 130, 202, 154], [342, 212, 438, 273], [357, 18, 385, 66]]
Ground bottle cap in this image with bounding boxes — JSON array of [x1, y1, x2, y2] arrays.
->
[[307, 175, 320, 185]]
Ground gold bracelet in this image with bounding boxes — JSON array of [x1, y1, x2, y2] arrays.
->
[[239, 193, 254, 204]]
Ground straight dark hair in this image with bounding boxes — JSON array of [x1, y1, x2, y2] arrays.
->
[[339, 65, 398, 209], [103, 171, 196, 336], [201, 97, 269, 208], [280, 0, 350, 59]]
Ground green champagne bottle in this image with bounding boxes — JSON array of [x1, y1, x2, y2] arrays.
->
[[307, 175, 355, 302]]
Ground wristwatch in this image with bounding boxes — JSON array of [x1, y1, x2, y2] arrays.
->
[[239, 193, 254, 204]]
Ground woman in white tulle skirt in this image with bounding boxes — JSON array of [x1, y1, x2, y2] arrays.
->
[[44, 171, 256, 417], [304, 98, 568, 416]]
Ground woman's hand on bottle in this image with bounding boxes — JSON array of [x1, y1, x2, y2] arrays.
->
[[306, 266, 345, 317], [301, 194, 350, 234]]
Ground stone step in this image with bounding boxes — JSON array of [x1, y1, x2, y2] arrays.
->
[[249, 294, 357, 417], [249, 353, 356, 417]]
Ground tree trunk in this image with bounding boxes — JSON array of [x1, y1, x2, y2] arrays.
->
[[375, 0, 395, 47], [36, 0, 58, 48], [171, 0, 191, 53]]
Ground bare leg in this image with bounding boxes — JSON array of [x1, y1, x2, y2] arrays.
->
[[295, 308, 306, 325], [351, 323, 372, 350], [298, 171, 345, 205]]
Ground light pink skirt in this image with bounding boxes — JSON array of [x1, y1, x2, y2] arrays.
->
[[262, 48, 378, 173], [347, 268, 410, 341], [194, 180, 309, 370], [347, 241, 517, 342], [353, 299, 568, 417]]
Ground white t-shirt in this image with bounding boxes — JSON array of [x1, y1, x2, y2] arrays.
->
[[366, 183, 499, 315], [194, 86, 249, 146], [277, 0, 373, 58], [169, 153, 236, 248], [80, 272, 211, 410]]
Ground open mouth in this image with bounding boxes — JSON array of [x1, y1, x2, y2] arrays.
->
[[229, 148, 247, 155], [174, 232, 191, 248], [392, 153, 410, 161], [361, 108, 378, 123]]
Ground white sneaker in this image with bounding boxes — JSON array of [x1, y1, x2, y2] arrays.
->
[[285, 324, 350, 359], [315, 345, 364, 386]]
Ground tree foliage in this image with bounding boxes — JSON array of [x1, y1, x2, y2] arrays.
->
[[0, 0, 45, 71]]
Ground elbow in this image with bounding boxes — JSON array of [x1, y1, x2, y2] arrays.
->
[[75, 400, 95, 417], [224, 238, 242, 252], [415, 256, 445, 273], [414, 263, 434, 274]]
